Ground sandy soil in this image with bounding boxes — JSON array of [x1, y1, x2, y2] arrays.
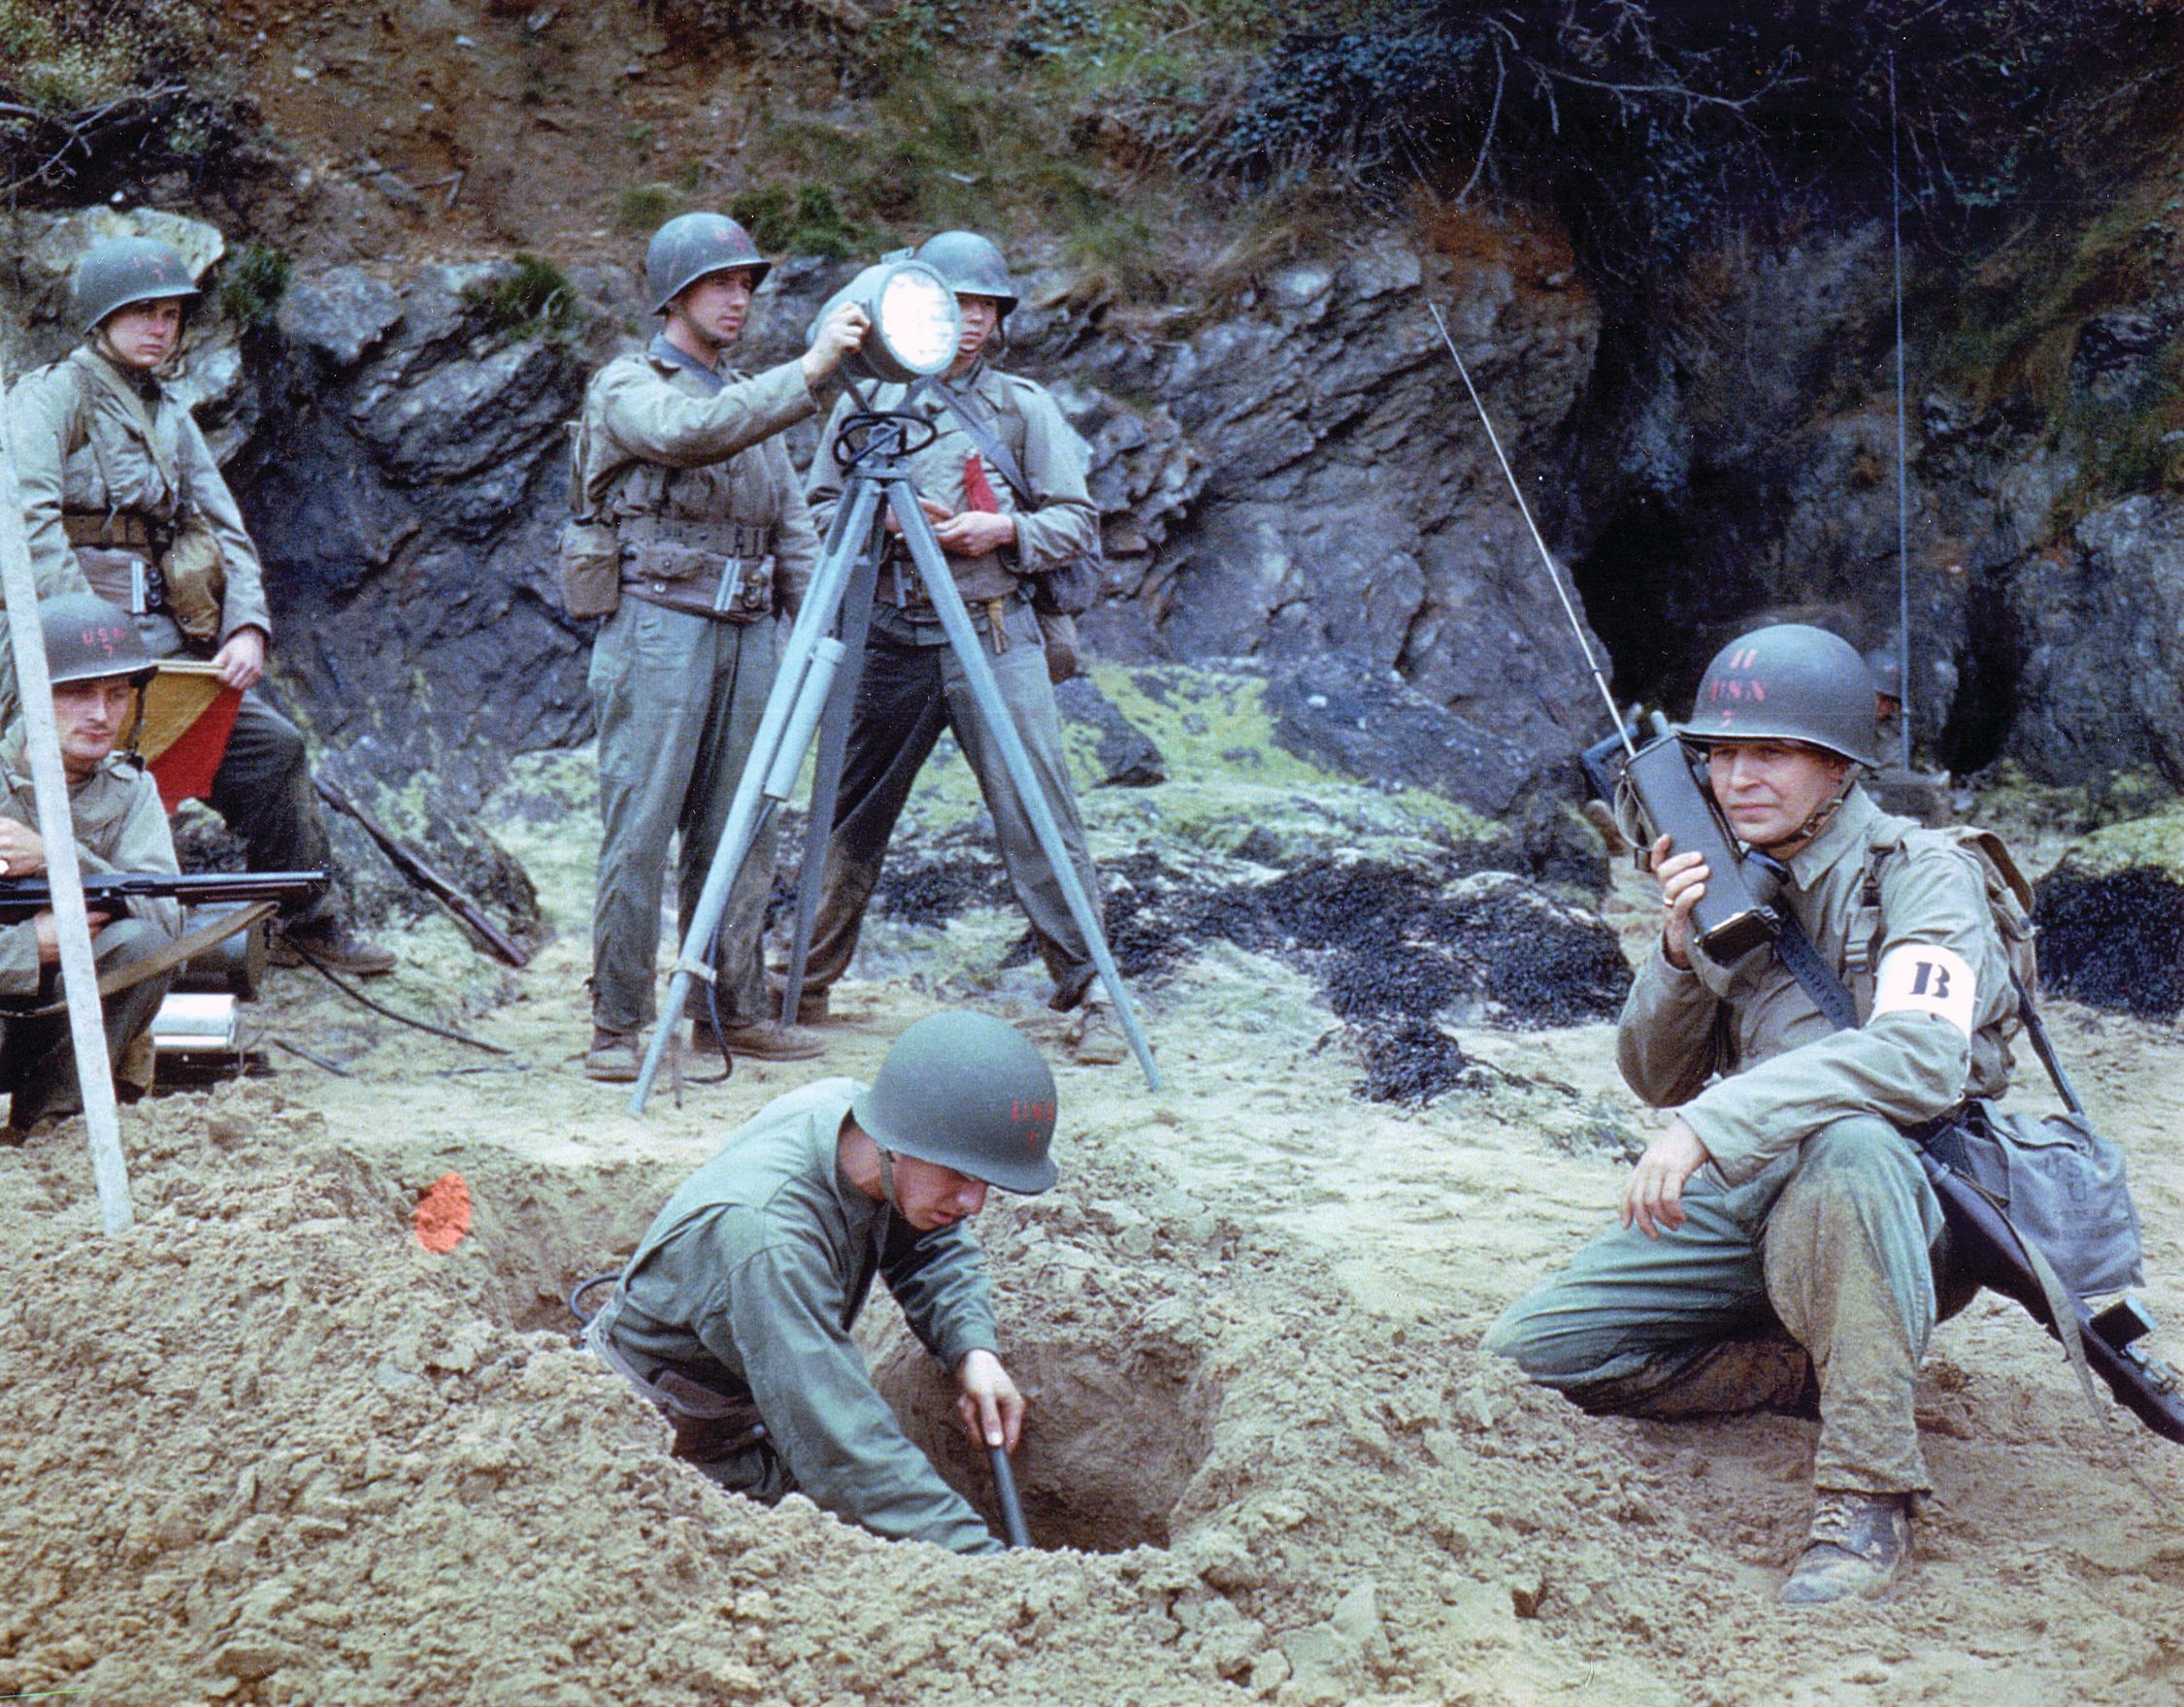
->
[[5, 712, 2184, 1707]]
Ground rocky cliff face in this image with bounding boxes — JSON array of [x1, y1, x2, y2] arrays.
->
[[9, 192, 2184, 819]]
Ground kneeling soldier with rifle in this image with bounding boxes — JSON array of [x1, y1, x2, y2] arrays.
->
[[584, 1010, 1051, 1555], [0, 596, 183, 1137], [1487, 624, 2019, 1605]]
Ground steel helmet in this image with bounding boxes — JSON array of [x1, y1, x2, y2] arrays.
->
[[645, 213, 771, 313], [850, 1011, 1058, 1195], [913, 231, 1019, 316], [40, 595, 157, 688], [74, 236, 200, 337], [1681, 623, 1884, 768]]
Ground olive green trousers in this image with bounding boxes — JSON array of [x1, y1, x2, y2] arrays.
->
[[588, 598, 777, 1034], [0, 918, 174, 1130], [801, 600, 1101, 1010], [1485, 1116, 1963, 1494]]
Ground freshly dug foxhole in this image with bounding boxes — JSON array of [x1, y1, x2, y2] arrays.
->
[[872, 1253, 1221, 1554]]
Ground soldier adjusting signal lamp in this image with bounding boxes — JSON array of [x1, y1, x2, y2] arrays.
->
[[811, 260, 961, 386]]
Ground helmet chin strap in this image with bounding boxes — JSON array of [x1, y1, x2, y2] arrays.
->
[[876, 1145, 904, 1216], [1754, 766, 1861, 854]]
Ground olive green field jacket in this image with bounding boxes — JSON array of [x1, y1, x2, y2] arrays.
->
[[1618, 786, 2018, 1188], [598, 1075, 1004, 1555]]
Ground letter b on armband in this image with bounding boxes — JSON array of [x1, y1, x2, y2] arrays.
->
[[1871, 943, 1977, 1038]]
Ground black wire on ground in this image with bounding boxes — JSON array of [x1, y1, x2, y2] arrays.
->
[[568, 1271, 620, 1329], [271, 1036, 355, 1076], [286, 941, 510, 1055]]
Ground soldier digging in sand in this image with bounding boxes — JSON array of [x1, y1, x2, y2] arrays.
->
[[585, 1010, 1051, 1554]]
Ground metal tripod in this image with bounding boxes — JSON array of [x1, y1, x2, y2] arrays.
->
[[627, 404, 1160, 1111]]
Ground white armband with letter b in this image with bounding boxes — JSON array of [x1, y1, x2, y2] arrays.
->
[[1870, 943, 1976, 1039]]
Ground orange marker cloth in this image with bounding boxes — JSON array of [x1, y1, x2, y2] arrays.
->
[[136, 662, 242, 810], [414, 1172, 473, 1254]]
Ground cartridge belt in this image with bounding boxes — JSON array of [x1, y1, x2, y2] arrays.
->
[[616, 517, 777, 622], [63, 509, 166, 551], [877, 544, 934, 610], [617, 516, 775, 558], [583, 1315, 769, 1461]]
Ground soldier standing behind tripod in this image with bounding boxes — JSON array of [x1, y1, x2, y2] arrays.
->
[[799, 231, 1124, 1066], [575, 213, 870, 1083]]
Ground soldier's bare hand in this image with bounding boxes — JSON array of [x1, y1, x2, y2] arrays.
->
[[932, 510, 1016, 557], [801, 302, 871, 385], [0, 819, 48, 877], [955, 1348, 1025, 1453], [1650, 835, 1708, 969], [884, 496, 953, 537], [213, 627, 266, 691], [1620, 1117, 1710, 1240]]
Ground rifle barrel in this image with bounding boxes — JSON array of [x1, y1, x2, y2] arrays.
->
[[0, 870, 325, 924]]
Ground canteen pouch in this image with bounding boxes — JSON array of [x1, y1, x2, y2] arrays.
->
[[558, 519, 622, 619], [160, 507, 226, 643]]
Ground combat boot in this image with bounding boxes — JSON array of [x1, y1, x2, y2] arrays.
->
[[1778, 1490, 1911, 1605], [1069, 999, 1128, 1067], [764, 972, 832, 1027], [274, 916, 397, 976], [693, 1015, 825, 1063], [584, 1026, 641, 1083]]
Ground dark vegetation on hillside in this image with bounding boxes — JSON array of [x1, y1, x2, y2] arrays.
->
[[1193, 1, 2177, 281], [0, 0, 252, 207]]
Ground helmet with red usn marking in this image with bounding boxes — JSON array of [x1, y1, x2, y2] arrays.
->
[[1681, 623, 1883, 768]]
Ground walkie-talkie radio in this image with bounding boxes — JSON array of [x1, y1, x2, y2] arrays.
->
[[1427, 303, 1781, 964]]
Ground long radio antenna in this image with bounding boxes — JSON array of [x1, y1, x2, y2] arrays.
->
[[1427, 299, 1635, 757], [1889, 49, 1913, 771]]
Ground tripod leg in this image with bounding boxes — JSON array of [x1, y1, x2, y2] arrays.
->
[[628, 478, 887, 1113], [779, 536, 881, 1027], [888, 479, 1161, 1089]]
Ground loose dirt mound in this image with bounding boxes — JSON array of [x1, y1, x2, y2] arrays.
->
[[6, 752, 2184, 1705]]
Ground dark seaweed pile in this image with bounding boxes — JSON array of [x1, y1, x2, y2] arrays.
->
[[859, 841, 1632, 1103], [1350, 1020, 1475, 1107], [2035, 867, 2184, 1019]]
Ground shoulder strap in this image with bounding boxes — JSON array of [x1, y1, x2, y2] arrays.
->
[[1773, 912, 1860, 1029], [925, 376, 1034, 505]]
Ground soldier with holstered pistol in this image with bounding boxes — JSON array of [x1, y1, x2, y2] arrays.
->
[[570, 212, 870, 1082]]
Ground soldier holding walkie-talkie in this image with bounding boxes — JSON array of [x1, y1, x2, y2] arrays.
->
[[1487, 624, 2021, 1606]]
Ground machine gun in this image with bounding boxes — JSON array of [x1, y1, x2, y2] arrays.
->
[[1427, 304, 1780, 963], [0, 870, 325, 926]]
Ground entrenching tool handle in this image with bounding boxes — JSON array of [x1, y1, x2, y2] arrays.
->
[[1621, 735, 1779, 964], [986, 1444, 1032, 1549]]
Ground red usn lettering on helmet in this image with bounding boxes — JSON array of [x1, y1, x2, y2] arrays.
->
[[1010, 1100, 1055, 1126]]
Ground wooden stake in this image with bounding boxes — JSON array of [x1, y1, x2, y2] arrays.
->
[[0, 339, 134, 1232]]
